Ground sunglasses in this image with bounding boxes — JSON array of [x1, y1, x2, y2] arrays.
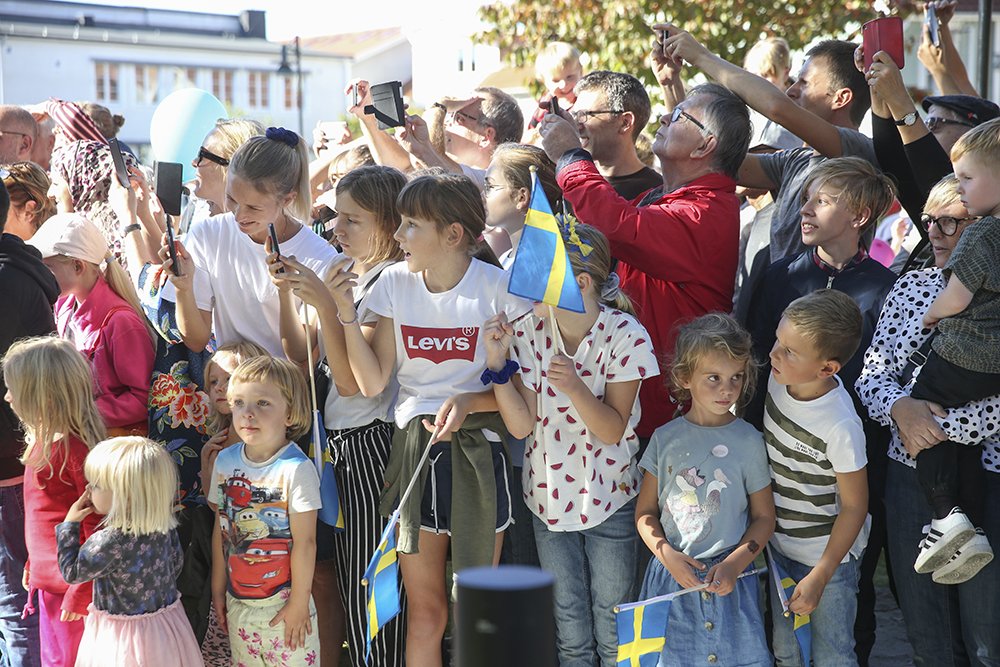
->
[[919, 213, 978, 236], [0, 165, 30, 199], [447, 110, 491, 128], [926, 117, 975, 133], [196, 146, 230, 168], [670, 106, 711, 134]]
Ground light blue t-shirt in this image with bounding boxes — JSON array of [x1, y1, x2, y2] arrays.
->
[[640, 416, 771, 561]]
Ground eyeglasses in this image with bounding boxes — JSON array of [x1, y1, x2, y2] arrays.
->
[[919, 213, 978, 236], [926, 117, 975, 133], [569, 109, 623, 123], [0, 166, 30, 199], [482, 182, 509, 196], [0, 130, 29, 140], [447, 110, 491, 128], [196, 146, 230, 168], [670, 107, 712, 134]]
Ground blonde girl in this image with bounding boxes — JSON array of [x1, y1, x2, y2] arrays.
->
[[327, 173, 532, 667], [269, 164, 407, 667], [635, 314, 775, 667], [57, 437, 202, 666], [3, 336, 105, 667], [26, 212, 154, 435], [484, 223, 658, 667]]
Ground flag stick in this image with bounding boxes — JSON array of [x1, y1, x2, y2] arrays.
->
[[395, 423, 443, 517], [303, 303, 324, 470], [547, 304, 566, 354], [614, 565, 766, 612], [766, 546, 793, 617]]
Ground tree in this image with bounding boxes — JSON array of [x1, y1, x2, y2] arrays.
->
[[477, 0, 882, 93]]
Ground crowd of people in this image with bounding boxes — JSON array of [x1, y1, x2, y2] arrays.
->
[[0, 1, 998, 666]]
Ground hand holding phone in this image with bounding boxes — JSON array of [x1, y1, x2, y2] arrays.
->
[[165, 222, 181, 277], [268, 223, 284, 274], [863, 17, 905, 71], [108, 138, 131, 189], [926, 5, 940, 47]]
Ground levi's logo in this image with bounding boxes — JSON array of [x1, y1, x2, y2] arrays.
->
[[401, 325, 478, 363]]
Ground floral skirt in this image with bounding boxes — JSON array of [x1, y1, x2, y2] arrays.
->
[[76, 598, 204, 667]]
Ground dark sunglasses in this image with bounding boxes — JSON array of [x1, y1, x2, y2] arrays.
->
[[926, 117, 975, 133], [919, 213, 977, 236], [196, 146, 230, 168], [0, 165, 31, 199]]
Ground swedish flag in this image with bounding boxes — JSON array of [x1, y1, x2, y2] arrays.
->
[[770, 555, 812, 664], [309, 410, 344, 531], [508, 171, 585, 313], [614, 595, 670, 667], [363, 510, 402, 661]]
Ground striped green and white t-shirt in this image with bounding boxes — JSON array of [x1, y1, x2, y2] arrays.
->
[[763, 374, 870, 567]]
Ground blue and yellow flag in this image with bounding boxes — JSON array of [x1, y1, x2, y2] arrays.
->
[[615, 595, 670, 667], [363, 510, 402, 661], [309, 410, 344, 531], [508, 171, 585, 313], [770, 555, 812, 664]]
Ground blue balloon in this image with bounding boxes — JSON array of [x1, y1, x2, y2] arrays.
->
[[149, 89, 228, 182]]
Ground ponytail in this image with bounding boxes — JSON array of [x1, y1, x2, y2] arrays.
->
[[229, 128, 311, 221], [564, 222, 635, 316]]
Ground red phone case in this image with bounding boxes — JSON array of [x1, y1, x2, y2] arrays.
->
[[863, 17, 905, 71]]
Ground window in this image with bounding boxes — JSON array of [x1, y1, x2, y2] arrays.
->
[[135, 65, 159, 104], [173, 67, 197, 91], [95, 62, 119, 102], [248, 72, 270, 109], [212, 70, 234, 105], [283, 75, 295, 110]]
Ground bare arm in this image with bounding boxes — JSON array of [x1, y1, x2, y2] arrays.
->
[[211, 513, 229, 635], [635, 471, 708, 588], [705, 486, 775, 595], [483, 313, 536, 439], [650, 32, 685, 112], [919, 2, 978, 97], [159, 237, 213, 352], [923, 272, 974, 328], [737, 154, 779, 191], [346, 79, 415, 173], [275, 509, 317, 651]]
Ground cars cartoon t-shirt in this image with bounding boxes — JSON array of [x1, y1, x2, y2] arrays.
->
[[209, 442, 321, 599]]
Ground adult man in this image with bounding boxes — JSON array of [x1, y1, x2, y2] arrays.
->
[[566, 71, 662, 200], [27, 106, 57, 171], [0, 177, 59, 667], [540, 82, 751, 441], [0, 107, 37, 164]]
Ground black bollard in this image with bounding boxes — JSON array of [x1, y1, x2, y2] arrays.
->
[[454, 565, 558, 667]]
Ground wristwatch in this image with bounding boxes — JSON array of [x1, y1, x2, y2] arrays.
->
[[895, 112, 917, 127]]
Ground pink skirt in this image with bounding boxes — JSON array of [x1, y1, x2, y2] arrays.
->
[[75, 598, 204, 667]]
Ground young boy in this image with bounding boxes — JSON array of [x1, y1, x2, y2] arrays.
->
[[526, 42, 583, 132], [906, 119, 1000, 582], [765, 289, 870, 667]]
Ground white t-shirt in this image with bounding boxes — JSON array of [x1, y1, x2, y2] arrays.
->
[[185, 212, 342, 356], [511, 306, 658, 531], [764, 374, 870, 566], [366, 260, 532, 428]]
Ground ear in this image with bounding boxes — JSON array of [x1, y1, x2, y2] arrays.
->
[[479, 126, 496, 149], [830, 87, 853, 113], [444, 221, 465, 248], [281, 191, 297, 210], [576, 271, 593, 294], [514, 187, 530, 211], [72, 259, 87, 276], [818, 359, 842, 378], [851, 206, 872, 230], [618, 111, 636, 136], [691, 134, 718, 161]]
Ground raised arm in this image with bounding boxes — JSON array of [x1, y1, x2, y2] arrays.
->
[[346, 79, 415, 173], [918, 1, 978, 97], [160, 236, 213, 353]]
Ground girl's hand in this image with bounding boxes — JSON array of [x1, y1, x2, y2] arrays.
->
[[276, 255, 349, 310], [660, 548, 707, 589], [323, 257, 360, 319], [270, 599, 313, 651], [265, 244, 293, 293], [787, 568, 827, 616], [422, 393, 474, 442], [483, 313, 514, 369], [59, 610, 85, 623], [158, 235, 194, 288], [65, 489, 95, 524], [546, 353, 585, 397], [704, 560, 739, 596], [108, 170, 138, 226], [213, 591, 228, 635], [345, 79, 373, 118], [200, 429, 229, 483]]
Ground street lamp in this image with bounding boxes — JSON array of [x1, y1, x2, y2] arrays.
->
[[277, 36, 304, 137]]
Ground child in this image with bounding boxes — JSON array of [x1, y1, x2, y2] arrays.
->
[[208, 356, 321, 665], [3, 336, 105, 667], [26, 212, 155, 435], [907, 119, 1000, 580], [633, 314, 774, 667], [268, 164, 408, 667], [526, 42, 584, 133], [56, 436, 202, 666], [484, 223, 659, 667], [765, 289, 870, 667], [329, 173, 532, 667]]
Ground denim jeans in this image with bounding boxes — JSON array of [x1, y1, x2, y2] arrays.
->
[[533, 498, 637, 667], [885, 460, 1000, 667], [0, 483, 40, 667], [769, 549, 860, 667]]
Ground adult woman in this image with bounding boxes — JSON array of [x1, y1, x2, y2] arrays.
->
[[2, 162, 55, 240], [856, 174, 1000, 665], [189, 119, 265, 221]]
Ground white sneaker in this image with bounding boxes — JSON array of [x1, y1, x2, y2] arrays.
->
[[932, 528, 994, 585], [914, 507, 976, 574]]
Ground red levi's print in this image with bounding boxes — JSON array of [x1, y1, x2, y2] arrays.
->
[[401, 325, 479, 363]]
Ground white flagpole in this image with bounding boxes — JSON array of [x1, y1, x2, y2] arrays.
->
[[614, 565, 766, 613]]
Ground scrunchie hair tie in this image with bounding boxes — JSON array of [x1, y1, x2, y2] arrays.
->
[[600, 272, 621, 302], [266, 126, 299, 148]]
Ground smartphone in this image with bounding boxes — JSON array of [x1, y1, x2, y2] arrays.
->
[[153, 161, 184, 217], [548, 96, 560, 116], [364, 81, 406, 130], [268, 222, 284, 274], [165, 219, 180, 277], [927, 5, 940, 47], [863, 16, 905, 71], [108, 138, 130, 189], [353, 85, 359, 109]]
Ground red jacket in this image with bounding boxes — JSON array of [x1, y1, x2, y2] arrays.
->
[[24, 435, 98, 614], [557, 152, 740, 437]]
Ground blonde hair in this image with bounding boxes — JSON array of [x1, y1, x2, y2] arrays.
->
[[229, 131, 312, 221], [536, 42, 582, 78], [802, 156, 897, 235], [211, 118, 266, 168], [227, 356, 311, 441], [923, 173, 963, 214], [951, 117, 1000, 174], [204, 341, 270, 435], [335, 165, 406, 265], [84, 437, 178, 535], [668, 313, 758, 417], [3, 336, 106, 481], [565, 223, 635, 316], [781, 289, 862, 364], [2, 162, 56, 233], [743, 37, 792, 83]]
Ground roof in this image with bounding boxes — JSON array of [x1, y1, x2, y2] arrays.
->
[[298, 27, 406, 58]]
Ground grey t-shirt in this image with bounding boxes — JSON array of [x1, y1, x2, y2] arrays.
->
[[759, 127, 877, 263]]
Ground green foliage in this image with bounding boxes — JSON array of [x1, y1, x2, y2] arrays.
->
[[477, 0, 881, 91]]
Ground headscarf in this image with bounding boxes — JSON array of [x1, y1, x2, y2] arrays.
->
[[49, 140, 140, 257], [44, 98, 107, 144]]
